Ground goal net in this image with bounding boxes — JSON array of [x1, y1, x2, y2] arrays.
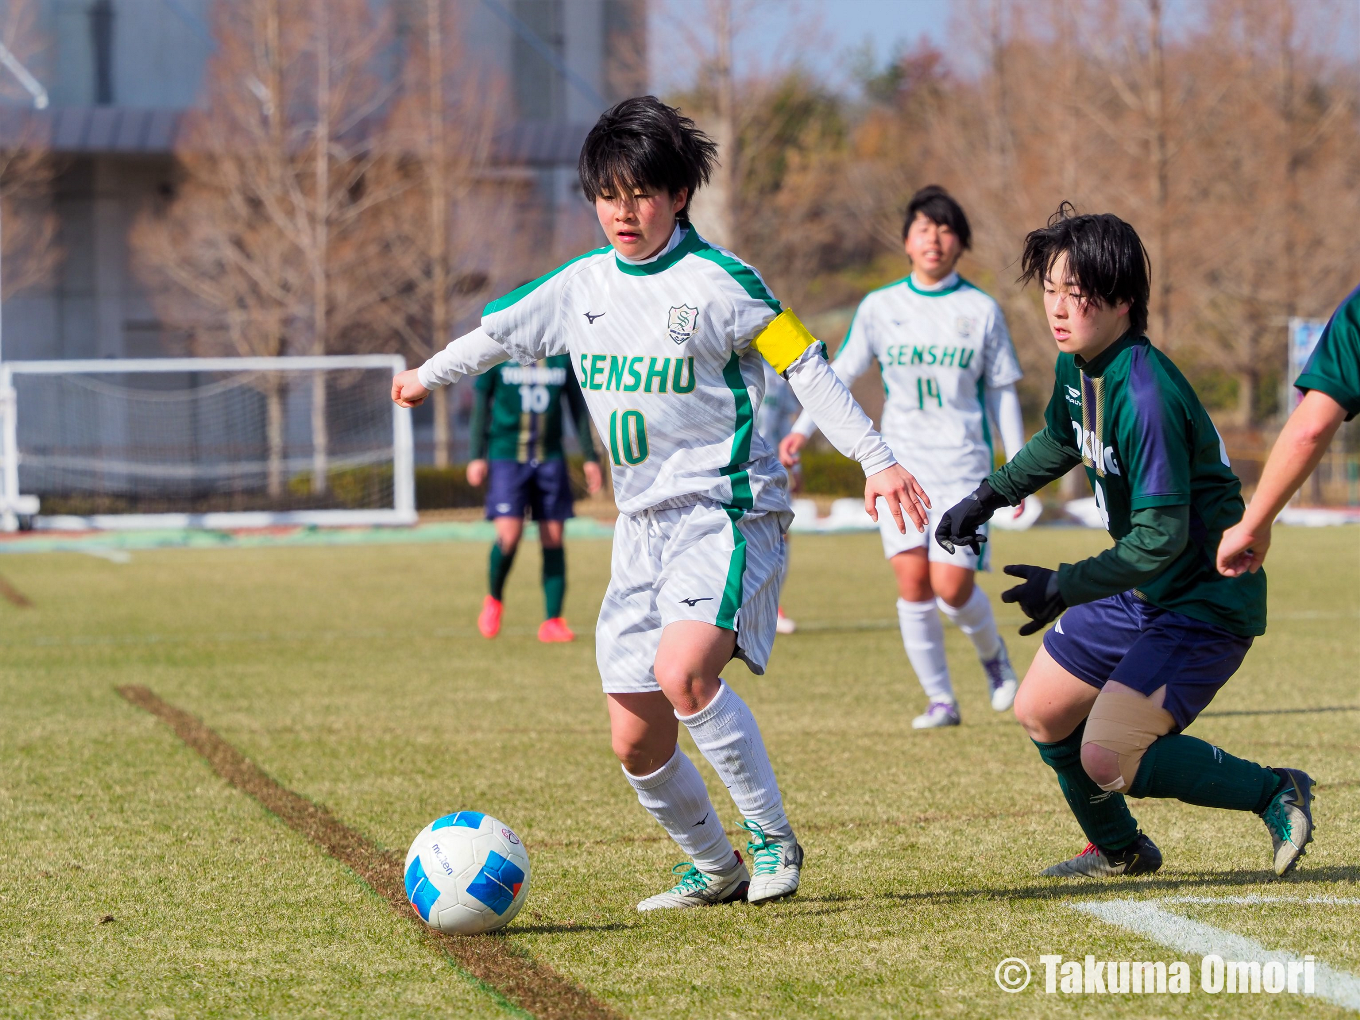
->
[[0, 355, 415, 531]]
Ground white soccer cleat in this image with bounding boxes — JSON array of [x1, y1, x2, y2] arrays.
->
[[912, 699, 961, 729], [636, 853, 750, 912], [775, 608, 797, 634], [983, 643, 1019, 712], [741, 821, 802, 904]]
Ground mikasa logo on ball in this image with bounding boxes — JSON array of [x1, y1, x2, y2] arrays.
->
[[501, 827, 520, 845]]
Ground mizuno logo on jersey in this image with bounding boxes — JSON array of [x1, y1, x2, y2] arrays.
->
[[883, 344, 976, 369], [678, 596, 713, 606], [500, 365, 567, 386], [584, 310, 605, 324], [578, 354, 697, 394]]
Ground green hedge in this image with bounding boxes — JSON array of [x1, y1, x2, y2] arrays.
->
[[797, 450, 866, 497], [283, 453, 866, 510]]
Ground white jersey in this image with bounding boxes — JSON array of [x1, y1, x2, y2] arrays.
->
[[755, 361, 802, 451], [797, 272, 1022, 489], [477, 227, 892, 516]]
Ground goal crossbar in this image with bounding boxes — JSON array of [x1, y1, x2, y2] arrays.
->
[[0, 355, 416, 532]]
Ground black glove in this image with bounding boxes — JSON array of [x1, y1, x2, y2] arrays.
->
[[935, 480, 1010, 555], [1001, 564, 1067, 636]]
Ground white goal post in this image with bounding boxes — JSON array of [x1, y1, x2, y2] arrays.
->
[[0, 355, 415, 532]]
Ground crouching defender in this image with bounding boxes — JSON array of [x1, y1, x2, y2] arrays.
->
[[937, 207, 1315, 878], [393, 97, 928, 909]]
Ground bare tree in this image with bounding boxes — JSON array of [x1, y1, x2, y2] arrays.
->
[[364, 0, 516, 467], [132, 0, 406, 493], [0, 0, 60, 301]]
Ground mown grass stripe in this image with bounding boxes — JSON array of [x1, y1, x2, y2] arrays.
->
[[116, 684, 624, 1020]]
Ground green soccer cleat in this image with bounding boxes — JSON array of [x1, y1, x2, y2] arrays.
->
[[1261, 768, 1315, 877], [1041, 833, 1163, 878], [636, 853, 750, 912], [741, 820, 803, 904]]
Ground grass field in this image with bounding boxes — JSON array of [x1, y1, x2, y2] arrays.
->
[[1, 525, 1357, 1018]]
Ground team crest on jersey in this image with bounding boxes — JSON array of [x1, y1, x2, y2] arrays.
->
[[955, 316, 978, 340], [667, 305, 699, 345]]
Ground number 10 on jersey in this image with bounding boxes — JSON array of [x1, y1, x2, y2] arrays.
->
[[609, 409, 649, 466]]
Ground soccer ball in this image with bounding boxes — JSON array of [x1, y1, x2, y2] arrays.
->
[[403, 811, 531, 934]]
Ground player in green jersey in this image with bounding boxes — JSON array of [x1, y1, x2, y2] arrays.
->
[[1218, 282, 1359, 577], [936, 206, 1316, 878], [468, 354, 602, 642]]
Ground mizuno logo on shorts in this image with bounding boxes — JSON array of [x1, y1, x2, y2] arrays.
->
[[679, 596, 713, 606], [583, 311, 605, 324]]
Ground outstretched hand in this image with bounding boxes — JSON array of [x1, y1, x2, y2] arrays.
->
[[1000, 563, 1067, 636], [935, 481, 1006, 555], [865, 464, 930, 534]]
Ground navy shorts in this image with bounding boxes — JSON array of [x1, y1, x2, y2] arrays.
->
[[1043, 591, 1253, 731], [484, 459, 575, 521]]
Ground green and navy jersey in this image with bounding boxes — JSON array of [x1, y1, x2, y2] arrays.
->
[[479, 227, 822, 516], [1296, 282, 1360, 420], [1045, 333, 1266, 636], [470, 355, 597, 464], [795, 272, 1021, 489]]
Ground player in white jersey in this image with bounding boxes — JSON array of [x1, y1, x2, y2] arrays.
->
[[782, 187, 1028, 729], [391, 98, 929, 911], [756, 361, 803, 634]]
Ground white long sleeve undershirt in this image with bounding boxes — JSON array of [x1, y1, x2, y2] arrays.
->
[[784, 345, 897, 476], [984, 383, 1026, 462], [416, 327, 509, 390]]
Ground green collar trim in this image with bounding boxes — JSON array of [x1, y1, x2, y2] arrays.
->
[[613, 228, 704, 276], [906, 273, 965, 297], [1075, 331, 1145, 377]]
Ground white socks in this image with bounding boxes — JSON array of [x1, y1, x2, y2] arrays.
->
[[897, 597, 954, 703], [677, 682, 792, 840], [623, 747, 735, 873], [936, 585, 1003, 662]]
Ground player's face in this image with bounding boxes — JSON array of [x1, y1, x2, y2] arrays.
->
[[1042, 252, 1131, 360], [595, 184, 689, 260], [903, 213, 962, 282]]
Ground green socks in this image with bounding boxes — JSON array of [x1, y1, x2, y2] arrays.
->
[[489, 542, 517, 601], [541, 547, 566, 619], [1129, 734, 1283, 813], [1034, 722, 1140, 851]]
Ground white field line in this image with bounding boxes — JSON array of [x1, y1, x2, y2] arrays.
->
[[1161, 896, 1360, 906], [1072, 898, 1360, 1011]]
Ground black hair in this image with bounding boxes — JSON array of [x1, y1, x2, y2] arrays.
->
[[901, 185, 971, 249], [578, 96, 718, 226], [1019, 203, 1150, 337]]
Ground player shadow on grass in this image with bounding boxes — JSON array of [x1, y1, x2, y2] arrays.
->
[[799, 865, 1360, 909]]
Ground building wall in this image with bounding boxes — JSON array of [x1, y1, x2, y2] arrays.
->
[[5, 0, 647, 371]]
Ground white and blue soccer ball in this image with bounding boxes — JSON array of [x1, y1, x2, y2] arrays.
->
[[404, 811, 531, 935]]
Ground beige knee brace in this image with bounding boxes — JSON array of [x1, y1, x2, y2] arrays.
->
[[1081, 686, 1176, 792]]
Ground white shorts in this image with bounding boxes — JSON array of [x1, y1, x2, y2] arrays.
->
[[876, 487, 989, 570], [596, 502, 791, 694]]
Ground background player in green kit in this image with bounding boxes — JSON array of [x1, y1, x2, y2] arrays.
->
[[468, 356, 602, 643], [1218, 282, 1360, 577], [937, 207, 1317, 878]]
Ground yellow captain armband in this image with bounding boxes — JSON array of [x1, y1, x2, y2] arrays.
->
[[750, 309, 822, 375]]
